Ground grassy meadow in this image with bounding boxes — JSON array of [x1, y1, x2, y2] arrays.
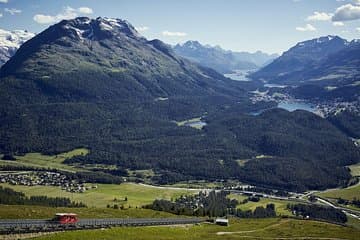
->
[[0, 148, 89, 172], [32, 218, 360, 240], [227, 194, 293, 216], [0, 182, 198, 208]]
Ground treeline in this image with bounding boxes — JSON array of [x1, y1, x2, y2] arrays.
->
[[232, 204, 276, 218], [145, 191, 238, 217], [287, 204, 347, 223], [1, 91, 359, 191], [145, 191, 277, 219], [0, 186, 86, 208]]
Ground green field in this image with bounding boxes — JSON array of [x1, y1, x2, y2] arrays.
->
[[175, 117, 205, 130], [0, 148, 89, 172], [228, 194, 293, 216], [0, 183, 197, 208], [349, 162, 360, 177], [318, 184, 360, 201], [0, 204, 176, 219], [33, 218, 360, 240]]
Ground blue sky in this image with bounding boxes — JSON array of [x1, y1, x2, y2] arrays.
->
[[1, 0, 360, 54]]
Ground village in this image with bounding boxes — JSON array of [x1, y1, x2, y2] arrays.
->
[[0, 171, 96, 193]]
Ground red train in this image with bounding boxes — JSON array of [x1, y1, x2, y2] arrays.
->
[[52, 213, 78, 224]]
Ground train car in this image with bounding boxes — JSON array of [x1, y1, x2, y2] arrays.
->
[[53, 213, 78, 224]]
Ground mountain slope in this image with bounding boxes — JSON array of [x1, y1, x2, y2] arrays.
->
[[1, 18, 243, 102], [250, 36, 351, 84], [173, 41, 277, 74], [0, 29, 34, 66], [0, 18, 358, 191]]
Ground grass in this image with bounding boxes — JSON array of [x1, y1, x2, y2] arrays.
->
[[0, 148, 89, 173], [175, 117, 205, 130], [32, 218, 360, 240], [317, 184, 360, 201], [228, 194, 293, 216], [0, 204, 176, 219], [0, 182, 198, 208], [348, 162, 360, 177]]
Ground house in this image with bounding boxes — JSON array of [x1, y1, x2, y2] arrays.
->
[[215, 218, 229, 226]]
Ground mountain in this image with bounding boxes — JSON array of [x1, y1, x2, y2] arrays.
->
[[0, 18, 358, 191], [173, 40, 278, 74], [1, 17, 243, 100], [250, 36, 358, 85], [251, 35, 360, 101], [0, 29, 35, 66]]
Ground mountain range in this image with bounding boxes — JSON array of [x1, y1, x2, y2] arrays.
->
[[0, 29, 34, 66], [251, 36, 360, 101], [173, 40, 278, 74], [251, 36, 360, 86], [0, 17, 358, 191]]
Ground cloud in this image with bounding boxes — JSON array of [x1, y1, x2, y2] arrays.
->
[[78, 7, 93, 14], [333, 21, 345, 26], [135, 26, 149, 32], [332, 4, 360, 21], [354, 0, 360, 5], [296, 24, 317, 32], [0, 13, 2, 18], [33, 6, 93, 24], [162, 31, 187, 37], [306, 12, 333, 21], [357, 27, 360, 32], [0, 0, 8, 3], [4, 8, 21, 15]]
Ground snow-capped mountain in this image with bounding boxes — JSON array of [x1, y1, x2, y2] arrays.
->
[[0, 29, 35, 66]]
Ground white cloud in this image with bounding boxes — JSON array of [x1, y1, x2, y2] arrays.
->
[[332, 4, 360, 21], [333, 21, 345, 26], [0, 13, 2, 18], [135, 26, 149, 32], [78, 7, 93, 14], [306, 12, 333, 21], [354, 0, 360, 5], [357, 27, 360, 32], [296, 24, 317, 32], [33, 6, 93, 24], [4, 8, 21, 15], [0, 0, 8, 3], [162, 31, 187, 37]]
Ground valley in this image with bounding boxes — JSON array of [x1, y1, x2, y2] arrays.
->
[[0, 1, 359, 237]]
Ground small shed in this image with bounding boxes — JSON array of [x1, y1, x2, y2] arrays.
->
[[215, 218, 229, 226]]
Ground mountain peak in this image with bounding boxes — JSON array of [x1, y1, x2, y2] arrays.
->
[[55, 17, 143, 41], [0, 28, 35, 66], [295, 35, 348, 48]]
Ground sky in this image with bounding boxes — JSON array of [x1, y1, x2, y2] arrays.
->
[[0, 0, 360, 54]]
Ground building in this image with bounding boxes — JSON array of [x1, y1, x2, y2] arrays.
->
[[215, 218, 229, 226]]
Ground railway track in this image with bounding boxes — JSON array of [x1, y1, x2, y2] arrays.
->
[[0, 218, 205, 234]]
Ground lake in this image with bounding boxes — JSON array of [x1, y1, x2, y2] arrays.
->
[[278, 101, 316, 112], [250, 101, 317, 116]]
